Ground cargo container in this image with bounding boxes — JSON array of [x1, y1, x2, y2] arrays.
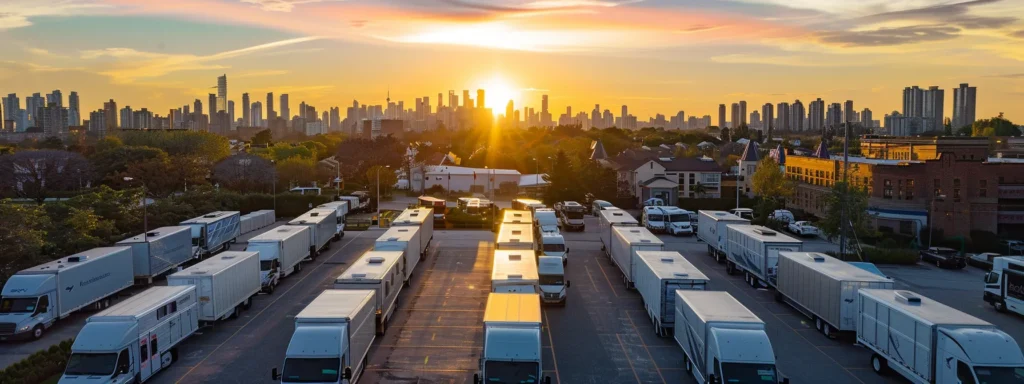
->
[[674, 291, 790, 384], [609, 226, 664, 288], [60, 285, 198, 383], [374, 226, 422, 285], [288, 208, 338, 257], [696, 210, 749, 263], [246, 226, 311, 294], [496, 223, 535, 251], [598, 209, 639, 254], [491, 250, 540, 294], [0, 247, 134, 340], [501, 209, 533, 225], [116, 226, 193, 284], [634, 251, 709, 336], [271, 290, 376, 384], [725, 225, 803, 289], [392, 207, 434, 258], [180, 211, 241, 257], [333, 251, 405, 335], [775, 252, 894, 338], [240, 210, 275, 234], [858, 289, 1024, 383], [538, 256, 569, 305], [318, 201, 349, 237], [167, 251, 260, 323], [474, 293, 550, 384]]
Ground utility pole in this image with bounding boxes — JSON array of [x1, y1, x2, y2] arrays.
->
[[839, 117, 850, 258]]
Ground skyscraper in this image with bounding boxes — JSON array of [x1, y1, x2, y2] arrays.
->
[[217, 74, 227, 112], [463, 90, 471, 108], [922, 86, 943, 130], [791, 100, 805, 132], [120, 105, 134, 129], [541, 94, 551, 127], [242, 93, 250, 127], [827, 103, 843, 127], [193, 99, 203, 127], [266, 92, 275, 120], [862, 108, 874, 128], [844, 100, 855, 123], [208, 93, 217, 124], [228, 100, 235, 129], [506, 100, 514, 126], [739, 101, 747, 126], [280, 94, 290, 120], [26, 93, 44, 127], [477, 89, 486, 109], [250, 101, 263, 127], [89, 109, 107, 137], [39, 103, 68, 136], [4, 94, 19, 130], [103, 99, 117, 130], [730, 103, 740, 128], [776, 102, 790, 131], [718, 104, 726, 128], [952, 83, 977, 129], [903, 86, 924, 117], [47, 90, 62, 108], [761, 103, 774, 134], [809, 98, 825, 133]]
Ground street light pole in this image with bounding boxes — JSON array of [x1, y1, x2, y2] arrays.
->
[[271, 160, 277, 212], [377, 165, 390, 229], [928, 195, 946, 249]]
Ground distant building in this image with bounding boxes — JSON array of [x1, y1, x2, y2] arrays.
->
[[952, 83, 977, 130]]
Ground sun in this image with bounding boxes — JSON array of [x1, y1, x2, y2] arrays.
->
[[478, 75, 520, 117]]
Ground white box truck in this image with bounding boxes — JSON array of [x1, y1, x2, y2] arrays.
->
[[167, 251, 260, 323], [491, 250, 540, 294], [116, 226, 193, 284], [334, 250, 405, 335], [180, 211, 241, 258], [496, 223, 535, 251], [502, 209, 533, 224], [318, 201, 349, 238], [0, 247, 134, 341], [599, 209, 638, 254], [289, 208, 339, 258], [858, 289, 1024, 383], [474, 293, 551, 384], [538, 256, 569, 306], [674, 291, 791, 384], [983, 256, 1024, 316], [392, 207, 434, 258], [725, 225, 803, 289], [271, 289, 376, 384], [609, 226, 664, 288], [634, 251, 709, 336], [374, 226, 422, 285], [60, 285, 199, 384], [775, 252, 894, 338], [246, 226, 311, 294], [696, 210, 749, 263]]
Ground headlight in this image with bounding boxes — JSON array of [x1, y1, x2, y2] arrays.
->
[[18, 325, 31, 331]]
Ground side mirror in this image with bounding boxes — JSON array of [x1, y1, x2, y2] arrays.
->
[[473, 373, 481, 384], [566, 280, 571, 288], [781, 377, 790, 384], [544, 376, 552, 384], [271, 368, 280, 381], [709, 374, 720, 384], [566, 247, 570, 253], [343, 367, 352, 380]]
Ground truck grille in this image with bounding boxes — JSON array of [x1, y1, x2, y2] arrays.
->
[[0, 323, 16, 335], [545, 293, 559, 299]]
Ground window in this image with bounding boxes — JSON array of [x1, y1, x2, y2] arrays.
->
[[953, 178, 961, 187], [954, 188, 961, 202], [897, 180, 903, 199], [157, 306, 167, 320], [140, 345, 148, 363], [169, 301, 177, 314], [152, 338, 158, 358], [957, 361, 977, 384], [36, 296, 49, 316], [714, 358, 722, 379], [907, 179, 915, 200], [883, 179, 893, 198]]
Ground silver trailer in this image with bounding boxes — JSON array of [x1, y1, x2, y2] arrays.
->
[[180, 211, 241, 257], [318, 201, 349, 237], [374, 226, 422, 285], [775, 252, 894, 337], [246, 226, 311, 293], [1, 247, 134, 341], [598, 209, 638, 254], [609, 226, 664, 288], [392, 207, 434, 258], [502, 210, 533, 225], [288, 208, 339, 258], [241, 210, 274, 235], [167, 251, 260, 322], [334, 250, 405, 335], [725, 225, 803, 289], [696, 210, 749, 262], [634, 251, 709, 336], [496, 223, 535, 251], [491, 250, 540, 294], [117, 226, 193, 284]]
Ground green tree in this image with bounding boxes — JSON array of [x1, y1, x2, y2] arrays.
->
[[119, 130, 230, 163], [543, 150, 579, 205], [751, 157, 794, 205], [576, 161, 616, 201], [820, 181, 875, 242], [43, 205, 118, 257], [690, 182, 709, 198], [720, 127, 730, 142], [90, 146, 169, 184], [972, 115, 1019, 137], [252, 129, 273, 147], [277, 157, 322, 189], [0, 150, 92, 204], [0, 202, 50, 283]]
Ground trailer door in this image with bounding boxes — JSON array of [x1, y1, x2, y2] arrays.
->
[[1002, 269, 1024, 314]]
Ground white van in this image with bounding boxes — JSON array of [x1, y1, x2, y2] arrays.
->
[[539, 232, 568, 265], [537, 256, 569, 305]]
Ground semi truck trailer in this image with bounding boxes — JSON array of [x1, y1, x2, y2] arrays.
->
[[474, 293, 550, 384], [696, 210, 749, 263], [180, 211, 241, 258], [116, 226, 193, 284], [634, 251, 709, 336], [725, 225, 803, 289], [246, 226, 311, 294], [334, 251, 405, 335], [609, 226, 664, 288], [167, 251, 260, 323]]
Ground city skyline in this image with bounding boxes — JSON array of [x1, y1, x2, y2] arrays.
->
[[0, 1, 1023, 121]]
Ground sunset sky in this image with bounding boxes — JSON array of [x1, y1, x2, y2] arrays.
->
[[2, 0, 1024, 122]]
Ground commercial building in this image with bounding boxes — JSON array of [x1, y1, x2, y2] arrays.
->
[[953, 83, 977, 130], [413, 165, 521, 195]]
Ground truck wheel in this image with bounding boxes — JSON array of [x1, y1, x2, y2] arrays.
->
[[242, 296, 253, 310], [995, 301, 1008, 313], [31, 325, 43, 340], [815, 317, 823, 332], [296, 263, 303, 272], [936, 260, 942, 268], [726, 262, 735, 275], [871, 354, 888, 375], [823, 323, 833, 338]]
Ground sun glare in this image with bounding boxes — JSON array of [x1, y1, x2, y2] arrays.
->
[[478, 76, 520, 117]]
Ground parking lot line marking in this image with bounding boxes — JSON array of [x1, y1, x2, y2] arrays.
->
[[615, 333, 643, 383], [624, 310, 667, 384], [584, 265, 600, 292], [174, 230, 367, 384], [542, 309, 563, 384], [423, 356, 429, 365], [594, 258, 621, 298], [431, 332, 436, 341], [364, 368, 475, 373]]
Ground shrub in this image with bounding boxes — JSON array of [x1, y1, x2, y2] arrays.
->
[[0, 339, 73, 384], [862, 247, 919, 265]]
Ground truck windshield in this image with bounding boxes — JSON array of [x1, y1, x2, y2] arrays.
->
[[0, 297, 37, 313], [539, 274, 564, 286], [721, 363, 778, 383], [974, 366, 1024, 383], [484, 361, 540, 383], [281, 357, 340, 383], [64, 353, 117, 376], [259, 260, 273, 271], [542, 243, 566, 253], [565, 211, 584, 219], [670, 214, 690, 223], [647, 214, 664, 222]]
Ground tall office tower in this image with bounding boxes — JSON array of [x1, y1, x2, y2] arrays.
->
[[844, 100, 855, 123], [4, 93, 19, 129], [423, 95, 431, 115], [750, 110, 760, 128], [67, 91, 80, 126], [922, 86, 944, 130], [26, 93, 44, 126], [463, 90, 471, 108], [776, 102, 790, 131], [827, 103, 843, 127], [47, 90, 62, 108], [809, 98, 825, 133], [217, 74, 227, 112], [902, 86, 924, 117], [330, 107, 340, 131], [730, 103, 740, 128], [280, 94, 290, 120], [591, 104, 600, 128], [228, 100, 235, 129], [133, 108, 153, 129], [739, 101, 747, 125], [761, 103, 774, 134], [208, 94, 217, 123], [862, 108, 873, 128], [193, 99, 203, 126], [242, 93, 250, 127], [322, 111, 328, 125], [120, 106, 134, 129], [89, 110, 107, 137], [791, 100, 805, 132], [604, 109, 614, 128], [506, 101, 514, 125], [39, 103, 68, 136], [718, 104, 726, 128], [477, 89, 486, 109], [299, 101, 307, 120], [952, 83, 977, 129], [542, 95, 549, 114], [448, 90, 457, 110], [103, 99, 117, 130], [250, 101, 263, 127], [266, 92, 275, 119]]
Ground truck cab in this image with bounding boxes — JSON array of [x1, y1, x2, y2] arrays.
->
[[539, 233, 568, 265], [61, 322, 140, 384], [538, 256, 569, 305], [642, 206, 668, 233], [277, 326, 354, 384], [533, 208, 560, 235], [984, 256, 1024, 315], [705, 329, 786, 384], [556, 201, 586, 231], [476, 293, 551, 384], [930, 327, 1024, 384], [0, 276, 55, 340]]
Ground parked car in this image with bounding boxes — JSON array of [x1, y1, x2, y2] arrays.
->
[[967, 252, 1001, 270], [768, 209, 795, 223], [642, 197, 665, 207], [728, 208, 754, 220], [591, 200, 614, 216], [919, 246, 967, 269], [999, 240, 1024, 255], [787, 221, 819, 237]]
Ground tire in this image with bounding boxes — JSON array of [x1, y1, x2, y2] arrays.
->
[[266, 283, 276, 295], [231, 306, 240, 319], [31, 325, 43, 340], [296, 263, 303, 272], [936, 260, 942, 268], [823, 323, 833, 338], [242, 296, 253, 310], [871, 354, 888, 375], [995, 301, 1008, 313], [171, 348, 179, 362], [815, 317, 823, 332]]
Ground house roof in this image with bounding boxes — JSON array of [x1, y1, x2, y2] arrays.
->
[[813, 142, 830, 159], [424, 166, 520, 176], [642, 176, 678, 188], [590, 139, 608, 160], [657, 157, 724, 172], [739, 141, 760, 162], [769, 144, 786, 165], [519, 174, 550, 187]]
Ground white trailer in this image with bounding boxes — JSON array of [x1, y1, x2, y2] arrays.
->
[[674, 291, 790, 384], [318, 201, 350, 237], [501, 209, 533, 224], [609, 226, 664, 288], [334, 251, 405, 335], [374, 226, 422, 285], [634, 251, 709, 336], [983, 256, 1024, 316], [696, 210, 749, 263], [167, 251, 260, 323], [496, 223, 535, 251], [288, 208, 339, 258], [475, 293, 550, 384], [271, 289, 376, 384], [775, 252, 894, 338], [60, 285, 199, 383], [0, 247, 134, 341], [725, 225, 803, 289], [858, 289, 1024, 383], [246, 226, 311, 294], [240, 210, 275, 234], [599, 209, 638, 254], [491, 250, 540, 294], [180, 211, 241, 257], [116, 226, 193, 284], [392, 207, 434, 258]]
